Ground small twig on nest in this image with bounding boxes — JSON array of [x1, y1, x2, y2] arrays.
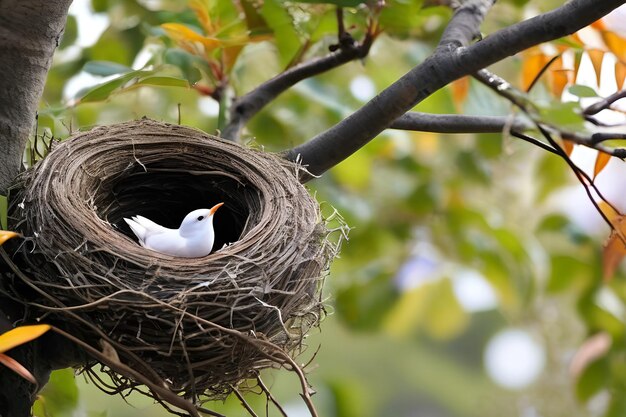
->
[[257, 374, 289, 417], [232, 386, 259, 417]]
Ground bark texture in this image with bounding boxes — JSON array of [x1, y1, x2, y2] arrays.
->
[[0, 1, 73, 415], [0, 0, 73, 193]]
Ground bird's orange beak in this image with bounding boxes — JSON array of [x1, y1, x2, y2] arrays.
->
[[209, 202, 224, 216], [0, 231, 21, 246]]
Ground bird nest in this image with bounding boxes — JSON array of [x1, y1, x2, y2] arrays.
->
[[2, 119, 343, 406]]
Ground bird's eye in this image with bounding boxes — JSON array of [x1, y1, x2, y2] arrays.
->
[[197, 216, 204, 221]]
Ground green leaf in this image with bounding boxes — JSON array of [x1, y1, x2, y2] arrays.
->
[[164, 49, 205, 85], [539, 101, 586, 130], [379, 0, 430, 38], [568, 84, 598, 98], [241, 0, 272, 34], [77, 70, 151, 103], [91, 0, 108, 13], [576, 357, 609, 402], [60, 15, 77, 49], [335, 266, 398, 331], [32, 369, 79, 417], [547, 255, 592, 293], [135, 76, 190, 88], [83, 60, 133, 76], [262, 0, 302, 67], [384, 278, 469, 340]]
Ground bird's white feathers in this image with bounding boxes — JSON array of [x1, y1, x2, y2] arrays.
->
[[124, 204, 223, 258]]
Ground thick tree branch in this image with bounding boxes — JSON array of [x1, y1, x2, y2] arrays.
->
[[0, 0, 73, 194], [221, 19, 376, 140], [283, 0, 626, 180]]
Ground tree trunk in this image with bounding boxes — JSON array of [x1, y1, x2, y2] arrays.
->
[[0, 0, 73, 193], [0, 1, 73, 415]]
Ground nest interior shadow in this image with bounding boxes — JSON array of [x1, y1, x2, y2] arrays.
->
[[107, 166, 248, 249], [4, 119, 338, 401]]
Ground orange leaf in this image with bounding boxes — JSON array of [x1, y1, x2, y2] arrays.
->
[[594, 152, 612, 178], [568, 33, 585, 48], [222, 45, 244, 74], [0, 353, 37, 384], [521, 52, 549, 91], [603, 215, 626, 281], [616, 61, 626, 90], [189, 0, 214, 34], [549, 56, 573, 97], [0, 324, 51, 353], [561, 139, 574, 156], [0, 230, 20, 246], [601, 30, 626, 64], [451, 76, 470, 111], [599, 201, 620, 223], [587, 49, 605, 87], [590, 19, 606, 31]]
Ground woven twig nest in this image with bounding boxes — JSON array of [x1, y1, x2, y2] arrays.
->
[[5, 119, 339, 400]]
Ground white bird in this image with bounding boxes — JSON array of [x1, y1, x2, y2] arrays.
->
[[124, 203, 224, 258]]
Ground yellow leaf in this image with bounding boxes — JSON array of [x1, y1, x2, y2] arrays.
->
[[521, 51, 549, 91], [602, 30, 626, 64], [615, 61, 626, 90], [161, 23, 222, 52], [0, 324, 51, 353], [603, 215, 626, 281], [0, 230, 20, 245], [0, 353, 36, 384], [189, 0, 214, 34], [451, 76, 470, 112], [587, 49, 604, 87], [594, 151, 612, 179]]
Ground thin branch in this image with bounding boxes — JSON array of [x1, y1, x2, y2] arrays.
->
[[473, 68, 626, 158], [232, 386, 259, 417], [283, 0, 626, 180], [221, 14, 377, 140], [537, 124, 618, 230], [583, 89, 626, 115], [473, 67, 623, 229], [509, 130, 561, 156], [390, 112, 531, 133]]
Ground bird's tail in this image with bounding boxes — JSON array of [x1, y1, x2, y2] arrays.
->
[[124, 217, 147, 244]]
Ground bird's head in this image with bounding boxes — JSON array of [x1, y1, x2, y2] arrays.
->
[[179, 203, 224, 237]]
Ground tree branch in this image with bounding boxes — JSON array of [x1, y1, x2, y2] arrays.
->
[[390, 112, 531, 133], [583, 89, 626, 115], [221, 17, 377, 140], [283, 0, 626, 180], [0, 0, 73, 194], [473, 68, 626, 158]]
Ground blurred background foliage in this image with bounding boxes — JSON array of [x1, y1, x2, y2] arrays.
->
[[22, 0, 626, 416]]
